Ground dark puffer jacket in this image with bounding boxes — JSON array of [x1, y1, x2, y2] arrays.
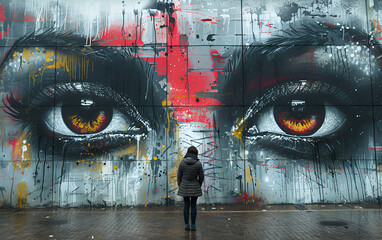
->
[[177, 153, 204, 197]]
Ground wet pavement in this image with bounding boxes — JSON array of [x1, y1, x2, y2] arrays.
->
[[0, 204, 381, 240]]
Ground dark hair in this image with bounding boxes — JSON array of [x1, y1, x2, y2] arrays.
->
[[187, 146, 198, 155]]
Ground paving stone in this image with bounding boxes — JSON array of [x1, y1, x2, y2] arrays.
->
[[0, 205, 381, 239]]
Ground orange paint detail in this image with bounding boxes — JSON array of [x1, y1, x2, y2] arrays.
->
[[17, 182, 28, 208], [70, 113, 107, 134], [280, 118, 317, 134]]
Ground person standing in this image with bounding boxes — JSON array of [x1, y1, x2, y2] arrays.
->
[[177, 146, 205, 231]]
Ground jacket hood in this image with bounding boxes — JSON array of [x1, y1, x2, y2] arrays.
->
[[183, 157, 199, 165], [183, 152, 199, 165]]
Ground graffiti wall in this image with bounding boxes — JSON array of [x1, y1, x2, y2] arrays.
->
[[0, 0, 381, 208]]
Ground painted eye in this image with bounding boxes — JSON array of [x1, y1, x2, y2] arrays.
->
[[256, 101, 346, 137], [274, 104, 325, 136], [44, 98, 137, 137], [62, 102, 112, 134]]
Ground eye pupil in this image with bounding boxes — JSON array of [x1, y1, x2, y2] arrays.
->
[[62, 99, 112, 134], [274, 104, 325, 136]]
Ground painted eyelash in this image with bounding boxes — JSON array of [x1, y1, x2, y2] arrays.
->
[[3, 93, 32, 129], [245, 132, 341, 159], [246, 132, 315, 147], [30, 83, 119, 106], [3, 94, 52, 157], [245, 80, 352, 121], [55, 131, 151, 158], [245, 131, 332, 143], [245, 131, 318, 150]]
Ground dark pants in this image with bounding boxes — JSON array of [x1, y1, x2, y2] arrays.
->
[[183, 197, 198, 225]]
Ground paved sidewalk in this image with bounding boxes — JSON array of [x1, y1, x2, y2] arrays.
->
[[0, 204, 381, 240]]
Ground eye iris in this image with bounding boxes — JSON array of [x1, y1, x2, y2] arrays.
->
[[70, 112, 108, 134], [62, 99, 112, 134], [274, 104, 325, 136]]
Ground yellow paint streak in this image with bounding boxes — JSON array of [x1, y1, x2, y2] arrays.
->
[[17, 182, 28, 208], [38, 49, 55, 87], [28, 68, 37, 87], [21, 48, 34, 62], [95, 162, 104, 179], [118, 145, 138, 156], [163, 99, 171, 137], [233, 118, 248, 158], [233, 118, 246, 140], [245, 167, 260, 192], [42, 50, 94, 82], [137, 142, 148, 160], [97, 160, 104, 177], [20, 160, 32, 169], [44, 50, 55, 63]]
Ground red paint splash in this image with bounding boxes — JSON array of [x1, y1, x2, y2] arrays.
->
[[235, 191, 265, 204], [0, 27, 11, 39], [145, 52, 167, 75], [376, 20, 382, 31], [0, 4, 6, 21], [8, 138, 21, 160], [23, 14, 36, 22], [165, 2, 221, 127]]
